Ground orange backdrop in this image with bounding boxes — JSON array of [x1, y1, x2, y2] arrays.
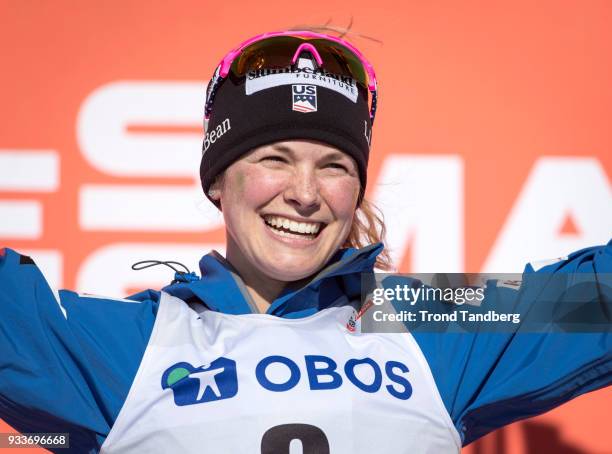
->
[[0, 1, 611, 452]]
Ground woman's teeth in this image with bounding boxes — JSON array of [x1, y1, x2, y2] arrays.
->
[[263, 215, 322, 236]]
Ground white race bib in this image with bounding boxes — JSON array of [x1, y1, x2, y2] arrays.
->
[[101, 292, 460, 453]]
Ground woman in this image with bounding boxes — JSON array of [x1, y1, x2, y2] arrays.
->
[[0, 31, 610, 453]]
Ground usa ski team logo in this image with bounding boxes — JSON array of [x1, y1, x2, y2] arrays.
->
[[292, 84, 317, 113]]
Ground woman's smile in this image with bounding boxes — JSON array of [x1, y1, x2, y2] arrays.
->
[[262, 213, 325, 244]]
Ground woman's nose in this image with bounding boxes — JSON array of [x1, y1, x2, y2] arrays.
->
[[283, 169, 321, 210]]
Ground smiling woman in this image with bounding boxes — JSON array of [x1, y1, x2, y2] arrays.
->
[[0, 30, 610, 454], [211, 140, 362, 310]]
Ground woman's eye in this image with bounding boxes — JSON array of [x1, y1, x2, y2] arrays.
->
[[260, 155, 288, 164], [325, 163, 349, 172]]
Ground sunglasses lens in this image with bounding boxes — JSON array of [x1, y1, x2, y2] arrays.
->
[[231, 36, 370, 89], [311, 39, 368, 87], [233, 36, 298, 75]]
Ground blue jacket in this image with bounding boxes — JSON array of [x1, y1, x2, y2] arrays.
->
[[0, 242, 610, 453]]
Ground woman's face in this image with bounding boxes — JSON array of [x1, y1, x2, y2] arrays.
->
[[213, 140, 361, 282]]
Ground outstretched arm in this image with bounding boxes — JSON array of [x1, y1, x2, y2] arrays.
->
[[0, 248, 159, 452], [410, 240, 612, 445]]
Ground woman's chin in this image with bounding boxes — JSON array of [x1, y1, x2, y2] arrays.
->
[[257, 255, 325, 282]]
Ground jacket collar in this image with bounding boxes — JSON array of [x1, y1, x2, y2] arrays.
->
[[163, 243, 383, 317]]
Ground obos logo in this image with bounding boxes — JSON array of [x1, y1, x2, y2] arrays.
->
[[162, 355, 412, 406], [162, 357, 238, 406], [292, 84, 317, 113]]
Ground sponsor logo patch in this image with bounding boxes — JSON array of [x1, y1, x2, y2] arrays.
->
[[246, 57, 358, 102], [346, 299, 374, 332], [497, 279, 522, 289], [161, 358, 238, 406], [292, 84, 317, 113], [202, 117, 231, 153], [162, 354, 413, 405]]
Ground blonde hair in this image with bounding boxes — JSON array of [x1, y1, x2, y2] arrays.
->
[[343, 197, 393, 270]]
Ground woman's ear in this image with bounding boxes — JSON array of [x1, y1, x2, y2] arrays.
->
[[207, 175, 224, 208], [207, 186, 221, 201]]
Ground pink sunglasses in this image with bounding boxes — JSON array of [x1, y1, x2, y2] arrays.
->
[[205, 30, 378, 123]]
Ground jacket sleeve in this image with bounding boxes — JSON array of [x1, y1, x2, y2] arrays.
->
[[0, 248, 159, 452], [410, 240, 612, 446]]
